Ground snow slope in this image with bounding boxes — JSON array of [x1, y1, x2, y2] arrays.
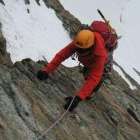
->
[[0, 0, 140, 87], [0, 0, 75, 65]]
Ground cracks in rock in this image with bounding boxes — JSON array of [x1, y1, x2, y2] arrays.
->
[[123, 89, 140, 104], [14, 106, 42, 138], [104, 113, 118, 127], [11, 94, 41, 138], [127, 108, 140, 124], [1, 82, 41, 138], [108, 115, 118, 127], [103, 108, 121, 128], [122, 90, 140, 124], [47, 77, 67, 99], [48, 71, 76, 98], [13, 61, 40, 86]]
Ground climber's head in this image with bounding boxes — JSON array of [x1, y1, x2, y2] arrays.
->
[[74, 30, 95, 49]]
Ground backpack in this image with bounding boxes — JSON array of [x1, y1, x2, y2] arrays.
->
[[90, 21, 118, 74], [81, 21, 118, 51], [80, 21, 118, 78], [90, 21, 118, 51]]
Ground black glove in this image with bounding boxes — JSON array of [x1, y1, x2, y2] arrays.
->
[[64, 96, 81, 112], [37, 70, 48, 80]]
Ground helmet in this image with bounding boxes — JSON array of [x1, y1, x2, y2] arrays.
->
[[74, 30, 95, 49]]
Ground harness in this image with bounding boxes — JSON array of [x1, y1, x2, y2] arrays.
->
[[71, 46, 94, 72], [71, 45, 113, 80]]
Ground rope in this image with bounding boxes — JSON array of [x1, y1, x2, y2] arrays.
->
[[38, 96, 76, 140]]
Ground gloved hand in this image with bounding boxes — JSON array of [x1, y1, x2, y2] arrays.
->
[[64, 96, 81, 112], [37, 70, 48, 80]]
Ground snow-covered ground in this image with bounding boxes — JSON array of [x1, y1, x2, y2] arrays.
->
[[0, 0, 140, 88], [0, 0, 73, 65]]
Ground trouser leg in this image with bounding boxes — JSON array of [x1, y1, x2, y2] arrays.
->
[[85, 79, 103, 100], [81, 67, 104, 100]]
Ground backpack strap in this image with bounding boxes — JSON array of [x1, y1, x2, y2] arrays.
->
[[103, 50, 114, 80]]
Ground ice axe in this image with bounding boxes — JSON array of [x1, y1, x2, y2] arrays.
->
[[97, 9, 115, 33], [97, 9, 122, 39], [97, 9, 108, 23]]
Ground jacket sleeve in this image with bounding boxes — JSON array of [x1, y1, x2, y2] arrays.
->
[[76, 55, 107, 100], [42, 41, 76, 73]]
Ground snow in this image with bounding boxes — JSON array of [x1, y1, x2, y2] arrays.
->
[[115, 0, 140, 84], [113, 65, 137, 90], [0, 0, 140, 88], [0, 0, 76, 66]]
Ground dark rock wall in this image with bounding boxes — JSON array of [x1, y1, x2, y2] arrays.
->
[[0, 0, 5, 5], [0, 23, 12, 66]]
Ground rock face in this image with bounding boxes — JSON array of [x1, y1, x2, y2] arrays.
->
[[0, 0, 5, 5], [43, 0, 82, 38], [0, 23, 12, 66], [0, 0, 140, 140]]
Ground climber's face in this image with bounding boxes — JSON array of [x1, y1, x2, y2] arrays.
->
[[76, 46, 92, 53]]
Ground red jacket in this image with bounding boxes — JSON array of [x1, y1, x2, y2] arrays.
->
[[42, 32, 108, 100]]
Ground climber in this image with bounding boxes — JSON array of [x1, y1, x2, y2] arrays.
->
[[37, 22, 118, 112]]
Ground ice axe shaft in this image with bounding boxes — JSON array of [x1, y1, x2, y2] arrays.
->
[[97, 9, 107, 22], [97, 9, 113, 32], [97, 9, 121, 40]]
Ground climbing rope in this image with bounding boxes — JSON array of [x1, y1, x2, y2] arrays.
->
[[38, 96, 76, 140]]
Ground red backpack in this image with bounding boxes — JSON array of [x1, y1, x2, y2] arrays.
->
[[90, 21, 118, 51], [76, 21, 118, 75]]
